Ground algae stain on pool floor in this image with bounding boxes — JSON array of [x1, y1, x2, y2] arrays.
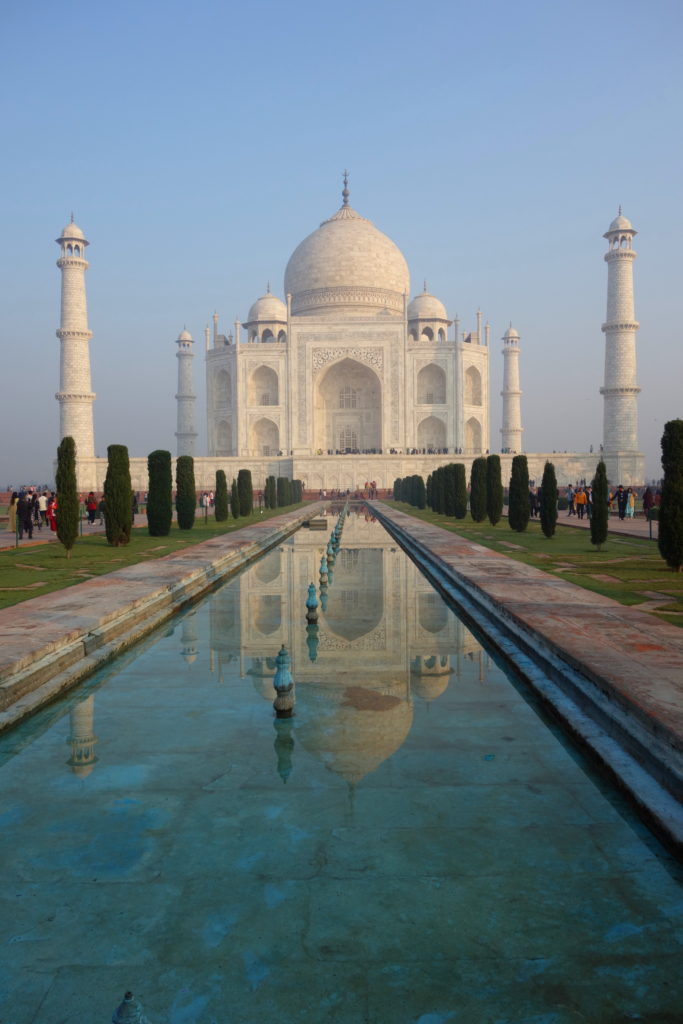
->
[[0, 510, 682, 1023]]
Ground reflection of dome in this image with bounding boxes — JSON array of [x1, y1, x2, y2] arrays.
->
[[284, 201, 410, 316], [247, 290, 287, 323], [298, 682, 413, 784], [408, 290, 448, 321]]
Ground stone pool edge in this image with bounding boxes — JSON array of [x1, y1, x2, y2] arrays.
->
[[369, 501, 683, 855], [0, 504, 323, 733]]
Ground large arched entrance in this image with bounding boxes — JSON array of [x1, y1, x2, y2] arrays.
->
[[315, 358, 382, 453]]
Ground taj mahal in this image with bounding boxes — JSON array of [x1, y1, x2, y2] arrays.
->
[[54, 177, 644, 492]]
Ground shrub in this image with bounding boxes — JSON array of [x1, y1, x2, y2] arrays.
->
[[590, 460, 609, 551], [56, 436, 79, 558], [508, 454, 530, 532], [470, 457, 488, 522], [147, 450, 172, 536], [214, 469, 229, 522], [237, 468, 253, 516], [540, 461, 558, 539], [486, 454, 504, 526], [454, 464, 468, 519], [658, 419, 683, 571], [176, 455, 196, 530], [104, 444, 133, 546]]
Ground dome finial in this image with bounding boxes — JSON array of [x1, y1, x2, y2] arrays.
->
[[266, 281, 271, 294], [342, 169, 350, 207], [70, 211, 74, 223], [618, 204, 622, 216], [423, 280, 428, 294]]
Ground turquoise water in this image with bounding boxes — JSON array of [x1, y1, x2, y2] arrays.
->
[[1, 511, 682, 1023]]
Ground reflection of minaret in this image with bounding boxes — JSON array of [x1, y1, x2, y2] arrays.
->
[[501, 324, 522, 453], [180, 613, 198, 665], [66, 696, 98, 776], [273, 718, 295, 783], [410, 654, 452, 703]]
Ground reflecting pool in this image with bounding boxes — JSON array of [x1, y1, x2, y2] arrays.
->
[[1, 510, 682, 1022]]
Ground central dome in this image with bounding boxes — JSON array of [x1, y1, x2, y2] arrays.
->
[[284, 203, 410, 316]]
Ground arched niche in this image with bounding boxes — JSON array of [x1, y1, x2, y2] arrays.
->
[[216, 420, 232, 456], [255, 548, 281, 584], [250, 595, 281, 635], [250, 416, 279, 456], [418, 593, 448, 634], [417, 364, 446, 405], [420, 326, 434, 341], [249, 365, 279, 406], [465, 417, 482, 452], [324, 548, 383, 642], [315, 358, 382, 453], [216, 368, 231, 405], [262, 329, 274, 343], [464, 365, 482, 405], [277, 330, 287, 343], [417, 416, 446, 450]]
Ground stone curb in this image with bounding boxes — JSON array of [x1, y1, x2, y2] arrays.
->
[[369, 502, 683, 854], [0, 506, 322, 733]]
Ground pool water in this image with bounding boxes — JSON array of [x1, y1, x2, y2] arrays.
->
[[1, 511, 682, 1023]]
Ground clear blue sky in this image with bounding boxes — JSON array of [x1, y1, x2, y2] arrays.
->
[[1, 0, 681, 485]]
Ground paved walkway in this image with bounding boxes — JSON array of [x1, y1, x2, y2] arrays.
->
[[554, 509, 658, 541]]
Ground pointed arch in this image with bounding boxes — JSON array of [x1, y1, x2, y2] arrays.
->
[[249, 365, 279, 406], [464, 365, 482, 405], [417, 416, 446, 450], [417, 363, 446, 405], [465, 417, 482, 452]]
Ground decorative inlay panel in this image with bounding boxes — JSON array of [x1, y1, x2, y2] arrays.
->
[[312, 347, 384, 375]]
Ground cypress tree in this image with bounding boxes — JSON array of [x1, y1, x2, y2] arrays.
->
[[277, 476, 287, 507], [230, 478, 239, 518], [470, 457, 488, 522], [147, 449, 172, 536], [237, 468, 253, 516], [486, 454, 504, 526], [658, 419, 683, 571], [393, 477, 402, 502], [175, 455, 196, 530], [426, 473, 433, 509], [415, 474, 426, 509], [104, 444, 133, 546], [266, 475, 277, 509], [55, 435, 79, 558], [214, 469, 229, 522], [540, 461, 558, 539], [454, 464, 468, 519], [590, 460, 609, 551], [431, 468, 443, 514], [444, 464, 456, 517], [508, 454, 530, 532]]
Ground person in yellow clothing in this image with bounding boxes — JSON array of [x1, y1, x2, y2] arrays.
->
[[7, 492, 18, 534], [575, 487, 587, 520], [626, 488, 636, 518]]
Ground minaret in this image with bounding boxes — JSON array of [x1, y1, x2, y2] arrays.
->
[[55, 216, 95, 458], [501, 324, 522, 453], [175, 328, 197, 456], [601, 210, 640, 456]]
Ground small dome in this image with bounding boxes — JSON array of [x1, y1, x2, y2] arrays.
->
[[408, 290, 448, 321], [246, 290, 287, 323], [177, 328, 193, 342], [59, 219, 86, 241], [503, 324, 520, 342], [605, 210, 635, 236]]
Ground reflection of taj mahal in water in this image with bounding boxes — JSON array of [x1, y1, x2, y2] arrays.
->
[[63, 513, 486, 786]]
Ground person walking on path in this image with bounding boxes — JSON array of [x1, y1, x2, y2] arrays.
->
[[17, 494, 33, 539], [566, 484, 575, 516], [575, 487, 587, 520], [7, 492, 18, 534], [86, 492, 97, 525], [38, 491, 48, 526], [643, 487, 655, 519], [616, 484, 628, 520], [46, 494, 57, 533], [626, 488, 636, 518]]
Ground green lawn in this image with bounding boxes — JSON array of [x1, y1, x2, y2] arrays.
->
[[387, 502, 683, 627], [0, 506, 306, 610]]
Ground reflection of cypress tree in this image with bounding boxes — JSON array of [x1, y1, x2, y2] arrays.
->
[[56, 436, 79, 558], [540, 461, 558, 538]]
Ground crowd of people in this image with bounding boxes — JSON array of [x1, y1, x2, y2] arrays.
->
[[7, 489, 58, 539]]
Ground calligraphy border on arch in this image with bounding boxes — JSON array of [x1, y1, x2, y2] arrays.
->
[[311, 347, 384, 376]]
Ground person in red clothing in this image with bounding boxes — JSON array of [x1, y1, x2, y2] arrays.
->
[[46, 493, 57, 532]]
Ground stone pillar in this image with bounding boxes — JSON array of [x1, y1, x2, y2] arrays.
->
[[501, 325, 522, 453], [55, 217, 95, 458], [600, 211, 640, 455], [175, 329, 197, 456]]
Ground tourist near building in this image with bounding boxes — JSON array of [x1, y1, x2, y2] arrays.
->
[[54, 183, 644, 491]]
